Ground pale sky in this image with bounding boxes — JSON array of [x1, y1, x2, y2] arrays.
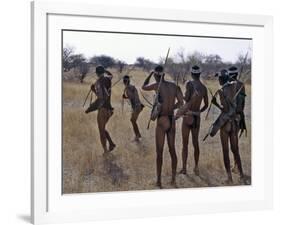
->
[[63, 30, 252, 64]]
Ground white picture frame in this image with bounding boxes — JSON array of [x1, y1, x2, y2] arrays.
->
[[31, 1, 274, 224]]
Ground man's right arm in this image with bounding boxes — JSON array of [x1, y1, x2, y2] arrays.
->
[[91, 83, 96, 94], [212, 91, 224, 111], [124, 86, 134, 100], [174, 86, 184, 109], [142, 71, 157, 91], [122, 88, 128, 99]]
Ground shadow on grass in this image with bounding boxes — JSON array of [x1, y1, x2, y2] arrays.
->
[[103, 154, 129, 185]]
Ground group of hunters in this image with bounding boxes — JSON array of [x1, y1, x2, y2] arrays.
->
[[84, 60, 248, 188]]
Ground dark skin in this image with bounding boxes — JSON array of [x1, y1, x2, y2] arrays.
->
[[212, 79, 244, 183], [176, 74, 208, 175], [142, 71, 184, 188], [91, 71, 116, 153], [122, 79, 144, 141], [230, 75, 246, 173]]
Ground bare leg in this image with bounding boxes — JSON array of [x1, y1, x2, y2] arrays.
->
[[130, 108, 142, 140], [231, 128, 240, 173], [191, 117, 200, 175], [229, 129, 244, 178], [97, 108, 115, 153], [166, 119, 177, 185], [97, 109, 108, 153], [105, 131, 116, 151], [220, 129, 232, 183], [155, 117, 168, 188], [181, 119, 190, 174]]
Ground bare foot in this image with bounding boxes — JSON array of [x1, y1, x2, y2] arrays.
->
[[179, 169, 187, 175], [103, 150, 109, 156], [108, 143, 116, 152], [171, 180, 178, 188], [239, 175, 251, 185], [193, 167, 200, 176], [156, 181, 163, 189], [134, 136, 141, 142], [224, 177, 233, 185]]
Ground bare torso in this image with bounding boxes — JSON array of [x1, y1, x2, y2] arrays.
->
[[94, 76, 112, 110], [124, 84, 142, 110], [158, 81, 181, 116], [185, 80, 208, 112], [175, 79, 208, 119]]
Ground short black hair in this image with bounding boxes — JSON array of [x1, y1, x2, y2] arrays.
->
[[154, 65, 164, 72], [123, 75, 130, 80], [96, 65, 105, 74], [123, 75, 130, 84]]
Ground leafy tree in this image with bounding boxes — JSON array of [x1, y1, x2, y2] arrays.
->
[[187, 51, 205, 66], [69, 54, 86, 68], [134, 57, 156, 72], [205, 54, 222, 65], [90, 55, 116, 68], [63, 46, 74, 72]]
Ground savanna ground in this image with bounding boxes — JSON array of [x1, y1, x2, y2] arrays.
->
[[63, 67, 251, 194]]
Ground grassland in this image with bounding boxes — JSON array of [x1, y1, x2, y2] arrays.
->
[[63, 67, 251, 193]]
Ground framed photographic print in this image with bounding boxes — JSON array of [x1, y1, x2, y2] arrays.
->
[[31, 1, 273, 224]]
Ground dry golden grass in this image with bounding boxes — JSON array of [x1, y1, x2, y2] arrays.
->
[[63, 68, 251, 193]]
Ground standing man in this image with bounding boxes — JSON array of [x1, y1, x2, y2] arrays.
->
[[228, 66, 247, 136], [142, 65, 183, 188], [175, 65, 208, 176], [210, 69, 244, 183], [122, 75, 144, 141], [85, 65, 116, 153], [228, 66, 247, 172]]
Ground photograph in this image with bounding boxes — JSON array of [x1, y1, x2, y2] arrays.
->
[[62, 30, 252, 194]]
